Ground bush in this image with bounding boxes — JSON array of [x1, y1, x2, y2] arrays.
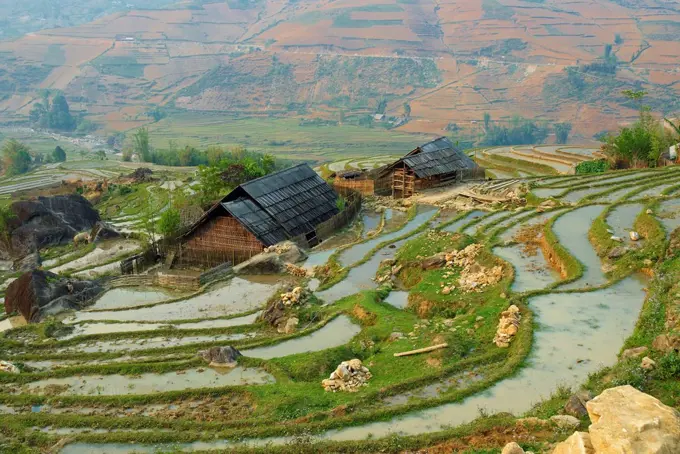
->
[[576, 159, 609, 175], [655, 352, 680, 380]]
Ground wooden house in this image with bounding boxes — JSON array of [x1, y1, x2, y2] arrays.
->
[[374, 137, 485, 198], [178, 164, 339, 267]]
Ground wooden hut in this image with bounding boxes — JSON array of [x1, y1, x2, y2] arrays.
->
[[178, 164, 339, 268], [374, 137, 485, 198]]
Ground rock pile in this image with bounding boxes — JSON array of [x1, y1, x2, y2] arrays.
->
[[285, 263, 308, 277], [446, 244, 504, 292], [322, 359, 372, 393], [493, 305, 521, 348], [281, 287, 305, 306], [552, 385, 680, 454], [0, 361, 19, 374]]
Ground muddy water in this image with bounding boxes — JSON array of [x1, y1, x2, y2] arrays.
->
[[606, 204, 643, 239], [562, 186, 609, 204], [58, 332, 255, 353], [553, 205, 607, 290], [532, 187, 565, 199], [494, 245, 560, 292], [242, 315, 360, 359], [67, 278, 647, 452], [442, 210, 485, 233], [24, 367, 275, 396], [317, 209, 437, 304], [384, 291, 409, 309], [303, 248, 336, 270], [49, 241, 140, 274], [64, 313, 260, 339], [592, 185, 638, 203], [658, 199, 680, 234], [463, 211, 510, 235], [87, 288, 179, 311], [632, 180, 680, 199], [65, 277, 278, 323], [338, 208, 434, 267], [362, 212, 381, 235], [499, 209, 568, 243]]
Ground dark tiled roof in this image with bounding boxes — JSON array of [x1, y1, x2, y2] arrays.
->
[[222, 198, 288, 246], [226, 164, 339, 244], [402, 138, 479, 178]]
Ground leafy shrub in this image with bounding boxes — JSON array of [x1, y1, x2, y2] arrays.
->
[[576, 160, 609, 175]]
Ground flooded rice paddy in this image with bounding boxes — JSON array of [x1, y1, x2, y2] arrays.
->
[[243, 315, 360, 359], [553, 205, 608, 289], [66, 277, 278, 323], [86, 287, 182, 311], [21, 367, 275, 396]]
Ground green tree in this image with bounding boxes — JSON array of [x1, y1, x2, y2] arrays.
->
[[0, 205, 16, 248], [403, 102, 411, 117], [178, 146, 197, 167], [157, 208, 181, 238], [52, 146, 66, 162], [1, 139, 32, 176], [96, 150, 107, 160], [554, 122, 573, 144], [664, 117, 680, 137], [206, 146, 225, 166], [197, 165, 226, 207], [132, 128, 152, 162], [122, 147, 133, 162], [483, 112, 491, 131]]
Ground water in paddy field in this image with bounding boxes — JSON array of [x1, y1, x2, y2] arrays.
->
[[463, 211, 510, 235], [317, 208, 438, 304], [553, 205, 608, 290], [606, 203, 644, 239], [86, 287, 181, 311], [56, 332, 255, 354], [384, 291, 409, 309], [63, 277, 647, 452], [242, 315, 361, 359], [493, 244, 560, 292], [303, 248, 336, 270], [63, 312, 260, 339], [21, 367, 275, 397], [658, 198, 680, 234], [532, 187, 565, 199], [442, 210, 485, 233], [65, 276, 279, 323], [362, 211, 381, 235], [337, 207, 435, 267], [499, 209, 568, 243]]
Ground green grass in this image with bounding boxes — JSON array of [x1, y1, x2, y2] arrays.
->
[[147, 114, 432, 162]]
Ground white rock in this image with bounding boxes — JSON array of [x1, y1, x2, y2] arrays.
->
[[551, 414, 581, 430], [501, 442, 525, 454], [552, 431, 594, 454]]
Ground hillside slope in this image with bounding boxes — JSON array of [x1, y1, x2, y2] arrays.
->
[[0, 0, 679, 140]]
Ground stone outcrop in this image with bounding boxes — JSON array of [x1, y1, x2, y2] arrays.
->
[[552, 432, 594, 454], [263, 241, 307, 264], [493, 305, 521, 348], [501, 442, 526, 454], [551, 415, 581, 430], [322, 359, 372, 393], [553, 385, 680, 454], [420, 244, 504, 293], [564, 391, 593, 418], [199, 346, 241, 367], [0, 194, 101, 261], [621, 346, 649, 359], [652, 334, 680, 353], [4, 270, 104, 322]]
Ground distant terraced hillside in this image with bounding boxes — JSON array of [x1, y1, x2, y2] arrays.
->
[[1, 0, 680, 142]]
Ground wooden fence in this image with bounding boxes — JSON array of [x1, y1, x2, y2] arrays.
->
[[333, 178, 374, 195], [314, 189, 362, 244]]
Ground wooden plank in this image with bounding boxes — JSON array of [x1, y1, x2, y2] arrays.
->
[[394, 343, 449, 357]]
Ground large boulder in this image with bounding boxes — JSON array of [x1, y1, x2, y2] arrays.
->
[[233, 252, 284, 275], [264, 241, 307, 264], [199, 346, 241, 367], [564, 390, 593, 418], [554, 385, 680, 454], [4, 270, 104, 322], [1, 194, 101, 260], [586, 386, 680, 453]]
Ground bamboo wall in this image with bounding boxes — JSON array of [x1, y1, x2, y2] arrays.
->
[[179, 216, 264, 268], [333, 178, 374, 195]]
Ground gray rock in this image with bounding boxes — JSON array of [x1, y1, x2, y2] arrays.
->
[[608, 246, 628, 259], [199, 346, 242, 366], [564, 390, 593, 419], [4, 270, 104, 322], [621, 346, 648, 359], [233, 253, 284, 275], [551, 414, 581, 430], [14, 252, 41, 272]]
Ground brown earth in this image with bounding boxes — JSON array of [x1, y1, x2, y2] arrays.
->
[[1, 0, 679, 140]]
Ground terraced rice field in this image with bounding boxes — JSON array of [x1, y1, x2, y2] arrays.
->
[[1, 165, 679, 453]]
